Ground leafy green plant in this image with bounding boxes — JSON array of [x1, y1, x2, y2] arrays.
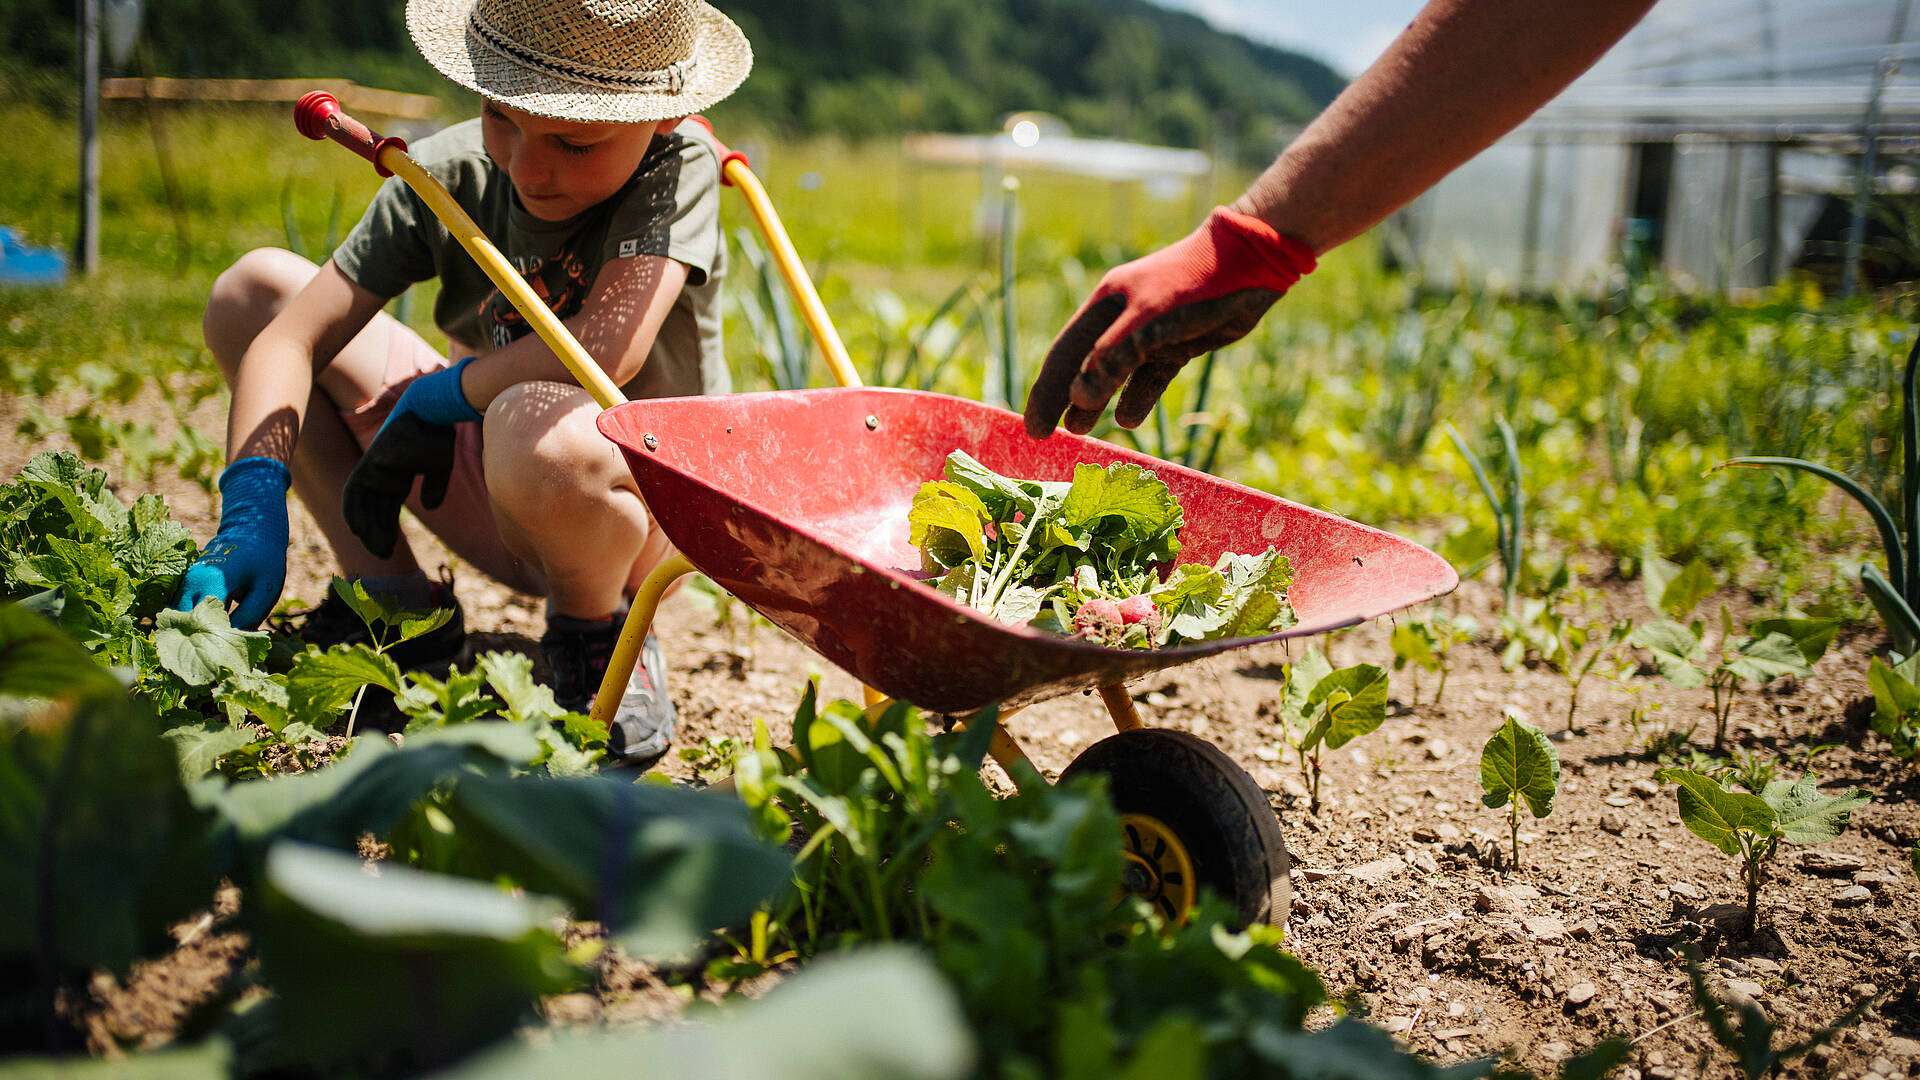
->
[[1389, 610, 1478, 705], [1479, 714, 1559, 869], [4, 596, 794, 1068], [1272, 645, 1390, 815], [1865, 651, 1920, 758], [1447, 416, 1525, 608], [1682, 946, 1876, 1080], [1655, 768, 1870, 934], [1630, 609, 1819, 750], [909, 451, 1295, 646], [1717, 334, 1920, 656], [0, 453, 607, 778], [730, 685, 1495, 1080]]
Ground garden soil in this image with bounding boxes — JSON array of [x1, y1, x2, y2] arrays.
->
[[7, 391, 1919, 1079]]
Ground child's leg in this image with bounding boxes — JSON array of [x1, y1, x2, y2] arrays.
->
[[479, 381, 672, 620], [203, 247, 424, 580]]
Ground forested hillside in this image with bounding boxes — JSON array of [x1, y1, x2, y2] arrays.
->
[[0, 0, 1341, 157]]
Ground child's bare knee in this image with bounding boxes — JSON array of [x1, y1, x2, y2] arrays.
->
[[482, 384, 611, 511], [203, 248, 316, 378]]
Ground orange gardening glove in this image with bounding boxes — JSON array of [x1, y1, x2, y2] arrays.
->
[[1023, 207, 1316, 437]]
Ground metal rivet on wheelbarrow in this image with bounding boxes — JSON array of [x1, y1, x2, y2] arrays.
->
[[643, 434, 658, 450], [864, 414, 879, 430]]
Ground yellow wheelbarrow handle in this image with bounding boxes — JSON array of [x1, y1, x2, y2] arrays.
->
[[294, 93, 875, 731]]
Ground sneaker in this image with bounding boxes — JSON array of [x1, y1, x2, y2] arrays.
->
[[286, 577, 467, 672], [539, 614, 676, 766]]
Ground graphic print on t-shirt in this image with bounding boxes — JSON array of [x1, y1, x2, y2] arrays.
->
[[481, 249, 593, 349]]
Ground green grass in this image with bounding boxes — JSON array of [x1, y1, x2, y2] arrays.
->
[[0, 100, 1909, 601]]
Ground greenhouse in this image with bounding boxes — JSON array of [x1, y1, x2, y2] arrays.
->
[[1396, 0, 1920, 294]]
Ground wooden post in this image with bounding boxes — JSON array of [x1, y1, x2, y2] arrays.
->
[[77, 0, 101, 274]]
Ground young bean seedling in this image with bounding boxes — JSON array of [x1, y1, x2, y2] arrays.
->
[[1478, 714, 1558, 869], [1274, 645, 1389, 815], [1655, 768, 1870, 934], [1388, 611, 1478, 706]]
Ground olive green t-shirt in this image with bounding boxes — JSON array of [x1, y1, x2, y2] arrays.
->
[[331, 118, 728, 399]]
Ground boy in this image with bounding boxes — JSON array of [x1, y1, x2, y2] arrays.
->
[[175, 0, 753, 766]]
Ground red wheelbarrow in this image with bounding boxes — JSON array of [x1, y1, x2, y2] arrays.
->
[[297, 94, 1457, 929]]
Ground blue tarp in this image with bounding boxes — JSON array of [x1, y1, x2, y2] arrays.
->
[[0, 227, 68, 286]]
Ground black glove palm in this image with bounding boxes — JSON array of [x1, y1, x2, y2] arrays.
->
[[343, 412, 456, 559]]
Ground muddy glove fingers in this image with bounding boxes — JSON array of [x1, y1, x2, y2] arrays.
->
[[1024, 293, 1125, 438], [175, 456, 292, 629], [343, 413, 455, 560], [1024, 208, 1315, 438], [1109, 288, 1281, 429]]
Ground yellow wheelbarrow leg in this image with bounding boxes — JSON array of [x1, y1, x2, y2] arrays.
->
[[1098, 682, 1144, 732], [591, 551, 697, 729], [945, 705, 1040, 790]]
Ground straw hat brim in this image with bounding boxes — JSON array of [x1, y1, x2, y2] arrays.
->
[[407, 0, 752, 124]]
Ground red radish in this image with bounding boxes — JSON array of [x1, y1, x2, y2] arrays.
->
[[1072, 599, 1125, 645], [1116, 595, 1157, 624]]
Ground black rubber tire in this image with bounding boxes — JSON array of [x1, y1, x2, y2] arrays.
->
[[1061, 728, 1290, 929]]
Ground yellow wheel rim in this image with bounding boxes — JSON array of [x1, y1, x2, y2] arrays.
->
[[1119, 812, 1197, 924]]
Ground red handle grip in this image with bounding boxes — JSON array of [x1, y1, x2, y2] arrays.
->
[[681, 115, 749, 186], [295, 91, 409, 178]]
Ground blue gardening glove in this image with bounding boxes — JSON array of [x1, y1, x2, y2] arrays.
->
[[343, 357, 483, 560], [176, 456, 293, 629]]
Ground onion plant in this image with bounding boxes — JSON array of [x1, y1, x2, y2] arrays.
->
[[1719, 334, 1920, 657]]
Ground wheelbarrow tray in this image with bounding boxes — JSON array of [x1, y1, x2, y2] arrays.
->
[[599, 388, 1456, 714]]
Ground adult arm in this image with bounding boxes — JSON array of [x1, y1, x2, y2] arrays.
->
[[1024, 0, 1657, 437]]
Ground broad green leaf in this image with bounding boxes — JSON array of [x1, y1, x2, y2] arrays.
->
[[0, 1039, 233, 1078], [943, 449, 1047, 519], [286, 645, 403, 721], [193, 724, 542, 880], [1725, 632, 1813, 684], [1749, 615, 1841, 665], [1640, 542, 1681, 615], [1058, 461, 1183, 548], [426, 774, 791, 958], [330, 577, 387, 636], [1630, 618, 1702, 660], [1660, 558, 1718, 620], [217, 666, 291, 734], [0, 601, 121, 702], [255, 841, 579, 1072], [1656, 768, 1777, 855], [1278, 646, 1333, 728], [1760, 777, 1870, 845], [1630, 620, 1708, 688], [1307, 664, 1389, 750], [1158, 563, 1230, 642], [436, 948, 974, 1080], [399, 667, 500, 731], [1479, 716, 1559, 818], [153, 598, 267, 687], [1390, 622, 1439, 671], [163, 722, 262, 782], [0, 688, 216, 990], [478, 651, 566, 723], [907, 481, 989, 565]]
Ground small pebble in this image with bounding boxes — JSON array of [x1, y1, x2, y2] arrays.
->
[[1600, 811, 1627, 835], [1565, 982, 1596, 1007], [1833, 885, 1874, 908]]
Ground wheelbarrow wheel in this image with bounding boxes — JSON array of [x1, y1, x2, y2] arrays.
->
[[1061, 728, 1289, 930]]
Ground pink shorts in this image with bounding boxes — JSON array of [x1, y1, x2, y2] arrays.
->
[[340, 323, 541, 594]]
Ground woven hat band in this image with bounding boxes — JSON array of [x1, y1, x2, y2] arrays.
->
[[469, 7, 695, 92]]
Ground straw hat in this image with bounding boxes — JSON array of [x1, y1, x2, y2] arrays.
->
[[407, 0, 752, 123]]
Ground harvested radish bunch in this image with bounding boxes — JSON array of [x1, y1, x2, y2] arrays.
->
[[907, 450, 1295, 649]]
